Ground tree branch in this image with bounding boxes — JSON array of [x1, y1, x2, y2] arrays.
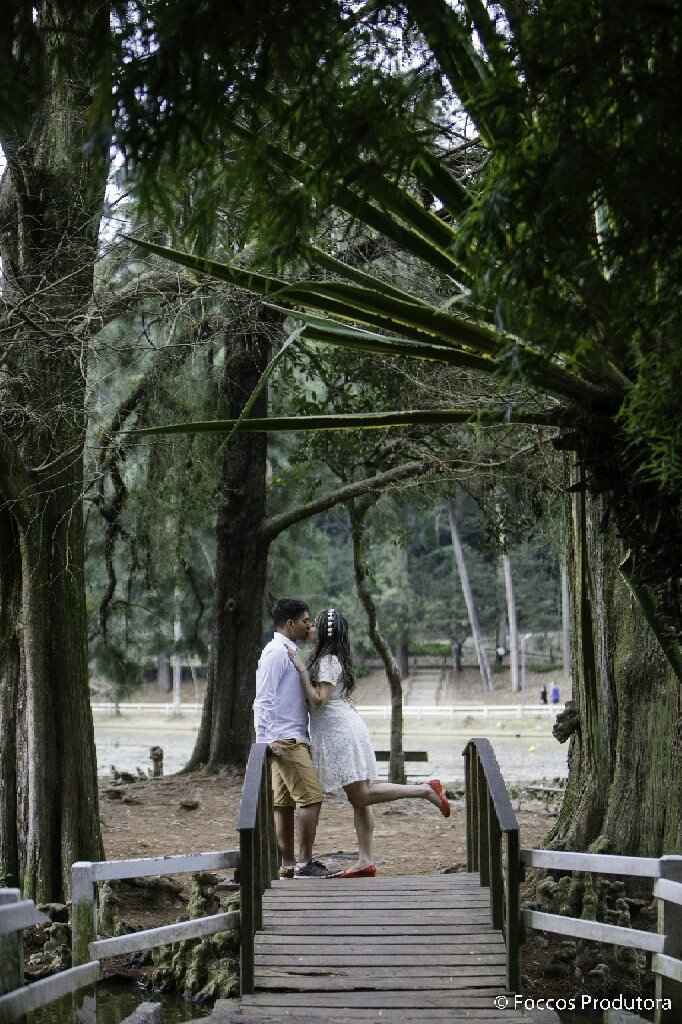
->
[[261, 460, 434, 541]]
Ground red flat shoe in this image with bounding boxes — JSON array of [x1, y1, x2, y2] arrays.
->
[[428, 779, 451, 818], [328, 864, 377, 878]]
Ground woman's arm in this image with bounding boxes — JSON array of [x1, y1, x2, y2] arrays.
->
[[287, 650, 332, 706]]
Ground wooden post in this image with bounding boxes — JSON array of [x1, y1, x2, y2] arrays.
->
[[149, 746, 163, 778], [464, 746, 473, 872], [71, 863, 98, 1023], [505, 829, 521, 993], [254, 791, 264, 932], [470, 748, 480, 873], [0, 889, 22, 997], [71, 863, 97, 966], [264, 755, 279, 881], [239, 828, 255, 995], [477, 760, 490, 887], [487, 796, 504, 929], [656, 855, 682, 1023]]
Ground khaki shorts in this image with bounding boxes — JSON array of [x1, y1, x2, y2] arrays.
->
[[271, 740, 324, 809]]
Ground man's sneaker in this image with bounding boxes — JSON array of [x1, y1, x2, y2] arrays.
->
[[278, 865, 295, 879], [294, 859, 328, 878]]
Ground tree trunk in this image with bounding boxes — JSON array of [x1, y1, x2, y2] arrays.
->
[[0, 0, 109, 900], [184, 319, 272, 771], [350, 499, 406, 785], [547, 469, 682, 855], [0, 512, 21, 890], [503, 554, 520, 693], [446, 497, 494, 692]]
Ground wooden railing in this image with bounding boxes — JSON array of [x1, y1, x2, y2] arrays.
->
[[463, 737, 521, 993], [521, 849, 682, 1023], [238, 742, 279, 995], [0, 889, 101, 1023]]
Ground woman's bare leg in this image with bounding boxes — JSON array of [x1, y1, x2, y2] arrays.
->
[[353, 805, 374, 867], [345, 779, 442, 809]]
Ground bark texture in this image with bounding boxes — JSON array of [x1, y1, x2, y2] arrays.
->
[[0, 0, 108, 899], [184, 320, 272, 771], [547, 471, 682, 855]]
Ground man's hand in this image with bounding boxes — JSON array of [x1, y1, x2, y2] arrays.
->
[[287, 648, 307, 675], [269, 741, 287, 758]]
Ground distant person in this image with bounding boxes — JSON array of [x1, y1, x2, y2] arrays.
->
[[452, 638, 463, 673], [540, 685, 548, 705], [253, 598, 327, 878], [288, 608, 451, 878], [550, 682, 561, 704]]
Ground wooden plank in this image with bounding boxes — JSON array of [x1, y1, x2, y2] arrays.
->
[[89, 910, 238, 958], [655, 877, 682, 907], [272, 874, 481, 887], [263, 912, 492, 925], [255, 934, 505, 947], [256, 964, 505, 976], [242, 989, 511, 1007], [262, 924, 498, 936], [254, 972, 507, 991], [207, 1007, 539, 1022], [653, 952, 682, 984], [0, 962, 101, 1022], [264, 899, 491, 910], [257, 955, 507, 967], [91, 849, 239, 881], [521, 848, 660, 878], [374, 751, 428, 761], [0, 901, 49, 935], [524, 908, 665, 952]]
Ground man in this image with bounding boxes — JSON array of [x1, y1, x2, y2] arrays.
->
[[253, 598, 327, 878]]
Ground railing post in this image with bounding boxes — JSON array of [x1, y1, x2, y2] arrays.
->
[[656, 855, 682, 1023], [470, 747, 480, 872], [464, 745, 474, 872], [0, 889, 23, 997], [71, 863, 97, 966], [477, 759, 490, 887], [505, 829, 521, 993], [263, 752, 279, 881], [239, 827, 256, 995], [254, 791, 264, 932], [487, 795, 504, 929]]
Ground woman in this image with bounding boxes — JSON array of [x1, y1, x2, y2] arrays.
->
[[288, 607, 450, 878]]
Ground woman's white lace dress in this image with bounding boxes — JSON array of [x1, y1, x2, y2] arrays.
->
[[309, 655, 378, 793]]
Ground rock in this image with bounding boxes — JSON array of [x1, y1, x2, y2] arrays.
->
[[37, 902, 69, 923], [440, 863, 466, 873], [123, 794, 142, 805], [543, 960, 571, 978], [104, 787, 124, 800], [179, 798, 200, 810], [587, 962, 611, 985], [556, 940, 577, 962], [118, 1002, 162, 1024]]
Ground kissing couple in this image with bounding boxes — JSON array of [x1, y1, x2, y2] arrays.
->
[[253, 598, 451, 879]]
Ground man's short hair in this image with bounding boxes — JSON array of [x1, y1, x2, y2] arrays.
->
[[272, 598, 309, 628]]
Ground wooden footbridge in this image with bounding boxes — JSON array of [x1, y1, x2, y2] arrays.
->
[[4, 738, 682, 1023], [219, 739, 553, 1024]]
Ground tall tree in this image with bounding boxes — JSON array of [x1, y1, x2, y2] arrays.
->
[[0, 1, 110, 899]]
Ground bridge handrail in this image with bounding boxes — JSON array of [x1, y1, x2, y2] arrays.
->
[[521, 850, 682, 1020], [463, 737, 520, 994], [238, 742, 279, 995]]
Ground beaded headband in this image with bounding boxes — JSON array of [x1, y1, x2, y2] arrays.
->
[[327, 608, 335, 635]]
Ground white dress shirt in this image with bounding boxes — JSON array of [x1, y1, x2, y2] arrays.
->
[[253, 631, 309, 744]]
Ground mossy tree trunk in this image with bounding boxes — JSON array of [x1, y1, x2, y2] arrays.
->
[[547, 464, 682, 855], [0, 0, 109, 900]]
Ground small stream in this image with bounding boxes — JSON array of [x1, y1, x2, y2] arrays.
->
[[27, 980, 212, 1024]]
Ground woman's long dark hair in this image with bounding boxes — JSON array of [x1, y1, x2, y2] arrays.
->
[[306, 608, 355, 697]]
